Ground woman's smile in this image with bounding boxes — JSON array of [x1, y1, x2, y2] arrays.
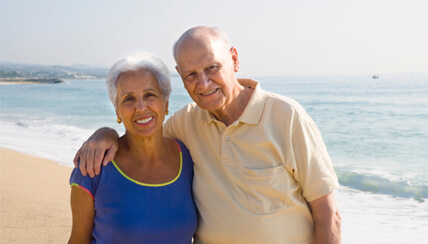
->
[[135, 116, 154, 124]]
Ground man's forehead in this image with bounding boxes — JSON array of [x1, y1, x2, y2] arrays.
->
[[176, 47, 224, 72], [177, 38, 228, 60], [177, 31, 229, 52]]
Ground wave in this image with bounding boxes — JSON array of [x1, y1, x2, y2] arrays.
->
[[336, 170, 428, 202], [2, 119, 428, 202], [0, 119, 93, 167]]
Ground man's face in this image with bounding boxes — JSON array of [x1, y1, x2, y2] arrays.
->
[[175, 38, 239, 114]]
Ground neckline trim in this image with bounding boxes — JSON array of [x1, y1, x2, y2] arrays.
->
[[111, 140, 183, 187]]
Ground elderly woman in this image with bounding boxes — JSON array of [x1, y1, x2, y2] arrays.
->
[[68, 53, 197, 243]]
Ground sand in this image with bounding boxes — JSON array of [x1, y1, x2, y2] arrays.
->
[[0, 148, 72, 243]]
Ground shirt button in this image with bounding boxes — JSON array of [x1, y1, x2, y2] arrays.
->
[[225, 136, 230, 141]]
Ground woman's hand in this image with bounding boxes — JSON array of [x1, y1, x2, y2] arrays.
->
[[73, 127, 119, 178]]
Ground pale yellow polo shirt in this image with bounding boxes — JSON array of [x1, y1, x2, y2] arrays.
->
[[164, 79, 339, 244]]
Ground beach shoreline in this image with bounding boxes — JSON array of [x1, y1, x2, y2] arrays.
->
[[0, 78, 65, 84], [0, 148, 72, 243], [1, 147, 427, 243]]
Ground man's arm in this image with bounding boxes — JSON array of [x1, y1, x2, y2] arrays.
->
[[308, 192, 341, 244], [73, 127, 119, 178]]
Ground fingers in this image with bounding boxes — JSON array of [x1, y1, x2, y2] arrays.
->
[[85, 144, 96, 178], [103, 144, 118, 166], [73, 127, 119, 178], [93, 148, 105, 176], [79, 154, 88, 177], [73, 147, 82, 168], [76, 141, 95, 178], [76, 140, 114, 178]]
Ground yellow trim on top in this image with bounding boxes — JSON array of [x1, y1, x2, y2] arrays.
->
[[111, 150, 183, 187], [70, 183, 80, 188]]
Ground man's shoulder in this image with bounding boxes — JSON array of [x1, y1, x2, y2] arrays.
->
[[163, 103, 205, 142], [167, 102, 204, 126], [172, 102, 201, 117], [263, 90, 307, 115]]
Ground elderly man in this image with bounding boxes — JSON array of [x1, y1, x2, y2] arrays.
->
[[75, 26, 341, 243]]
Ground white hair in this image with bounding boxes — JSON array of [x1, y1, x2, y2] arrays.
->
[[106, 52, 171, 109], [172, 26, 231, 62]]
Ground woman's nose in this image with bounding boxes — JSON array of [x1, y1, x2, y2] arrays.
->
[[135, 98, 147, 111]]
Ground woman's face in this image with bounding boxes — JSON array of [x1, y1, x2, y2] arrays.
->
[[116, 68, 168, 138]]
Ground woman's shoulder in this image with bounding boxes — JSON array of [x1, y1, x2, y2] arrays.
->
[[172, 139, 193, 166], [173, 140, 190, 154]]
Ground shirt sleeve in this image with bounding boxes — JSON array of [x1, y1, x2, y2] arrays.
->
[[289, 111, 340, 202], [163, 115, 178, 140], [163, 104, 194, 143], [69, 166, 101, 199]]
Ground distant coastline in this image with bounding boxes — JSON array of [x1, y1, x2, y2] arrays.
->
[[0, 78, 65, 84]]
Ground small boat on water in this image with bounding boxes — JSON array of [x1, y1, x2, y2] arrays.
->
[[372, 75, 379, 79]]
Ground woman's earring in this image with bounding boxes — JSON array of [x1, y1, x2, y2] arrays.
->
[[117, 118, 122, 124], [165, 110, 169, 115]]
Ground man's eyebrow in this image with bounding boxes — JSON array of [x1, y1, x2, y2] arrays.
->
[[183, 69, 195, 74]]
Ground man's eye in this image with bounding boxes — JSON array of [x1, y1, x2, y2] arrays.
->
[[208, 66, 218, 73], [185, 73, 196, 81]]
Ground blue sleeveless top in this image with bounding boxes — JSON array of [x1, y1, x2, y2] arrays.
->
[[70, 140, 197, 244]]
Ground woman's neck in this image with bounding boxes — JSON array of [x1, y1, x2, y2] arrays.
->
[[117, 132, 170, 164]]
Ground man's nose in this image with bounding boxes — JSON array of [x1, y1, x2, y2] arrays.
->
[[197, 72, 210, 89]]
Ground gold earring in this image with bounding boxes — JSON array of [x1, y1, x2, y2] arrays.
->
[[117, 118, 122, 124], [165, 110, 169, 115]]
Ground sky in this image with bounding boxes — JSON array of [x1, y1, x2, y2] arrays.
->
[[1, 0, 427, 77]]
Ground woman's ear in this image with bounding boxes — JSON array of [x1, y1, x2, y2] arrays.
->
[[115, 109, 120, 121]]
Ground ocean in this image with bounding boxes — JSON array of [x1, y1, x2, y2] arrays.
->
[[1, 74, 427, 243]]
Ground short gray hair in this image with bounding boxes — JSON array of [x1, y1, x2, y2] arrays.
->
[[106, 52, 171, 109], [173, 26, 231, 62]]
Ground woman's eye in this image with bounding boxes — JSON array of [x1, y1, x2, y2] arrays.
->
[[123, 96, 134, 102], [145, 93, 157, 99]]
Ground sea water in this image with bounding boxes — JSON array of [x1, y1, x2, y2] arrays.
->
[[1, 74, 427, 243]]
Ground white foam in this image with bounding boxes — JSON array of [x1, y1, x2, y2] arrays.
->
[[336, 186, 428, 243], [0, 119, 93, 167]]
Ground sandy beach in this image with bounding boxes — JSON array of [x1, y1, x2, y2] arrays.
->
[[0, 148, 72, 243], [1, 145, 427, 243]]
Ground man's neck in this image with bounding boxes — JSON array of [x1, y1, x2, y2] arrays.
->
[[211, 85, 254, 126]]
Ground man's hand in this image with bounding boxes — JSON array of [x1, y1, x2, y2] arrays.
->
[[73, 127, 119, 178], [308, 192, 341, 244]]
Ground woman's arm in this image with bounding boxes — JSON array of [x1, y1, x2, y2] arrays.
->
[[68, 187, 95, 244]]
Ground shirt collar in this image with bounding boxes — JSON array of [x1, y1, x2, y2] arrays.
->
[[201, 79, 266, 125]]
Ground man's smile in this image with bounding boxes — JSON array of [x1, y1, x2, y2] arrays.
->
[[201, 88, 218, 96]]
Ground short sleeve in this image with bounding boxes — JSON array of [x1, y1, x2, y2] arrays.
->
[[69, 166, 101, 199], [163, 103, 195, 143], [290, 113, 340, 202], [163, 114, 178, 140]]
